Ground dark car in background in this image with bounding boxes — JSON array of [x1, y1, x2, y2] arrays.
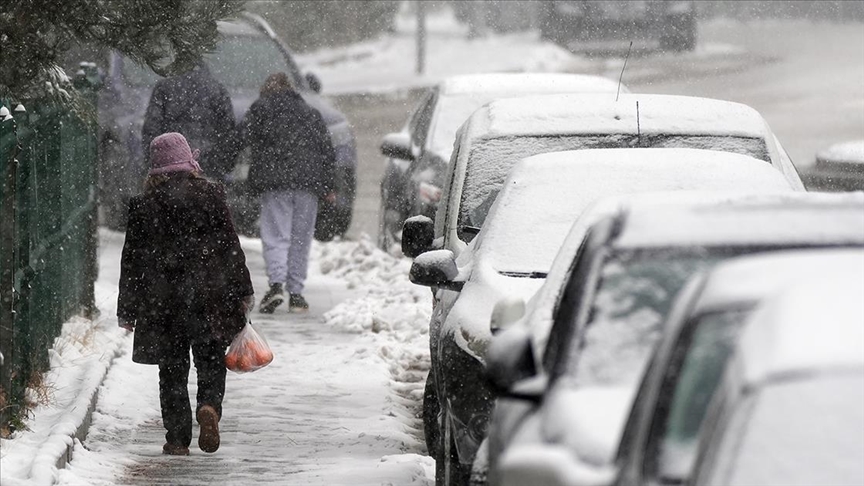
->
[[539, 0, 697, 51], [97, 12, 357, 239]]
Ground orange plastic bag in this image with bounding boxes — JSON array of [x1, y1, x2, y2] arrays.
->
[[225, 322, 273, 373]]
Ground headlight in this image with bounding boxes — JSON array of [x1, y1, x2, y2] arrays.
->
[[418, 181, 442, 204]]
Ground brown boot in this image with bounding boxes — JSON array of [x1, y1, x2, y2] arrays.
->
[[196, 405, 220, 453], [162, 443, 190, 456]]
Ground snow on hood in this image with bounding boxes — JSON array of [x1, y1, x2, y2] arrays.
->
[[430, 74, 624, 161], [525, 191, 860, 366], [693, 249, 864, 313], [465, 94, 771, 141], [816, 139, 864, 165], [471, 148, 793, 276], [736, 266, 864, 386], [541, 385, 635, 467]]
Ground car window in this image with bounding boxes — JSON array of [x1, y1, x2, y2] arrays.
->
[[644, 309, 751, 484], [561, 248, 723, 388], [121, 35, 299, 90], [408, 90, 438, 149], [542, 222, 613, 374], [457, 134, 769, 243]]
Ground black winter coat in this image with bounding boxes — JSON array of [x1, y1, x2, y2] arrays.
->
[[142, 66, 238, 179], [118, 174, 254, 364], [240, 90, 337, 197]]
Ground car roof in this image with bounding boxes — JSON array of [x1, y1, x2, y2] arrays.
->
[[439, 73, 623, 97], [816, 139, 864, 165], [217, 18, 264, 37], [526, 191, 863, 361], [462, 94, 771, 141], [475, 149, 793, 274], [692, 249, 864, 313], [614, 191, 864, 249], [735, 265, 864, 386]]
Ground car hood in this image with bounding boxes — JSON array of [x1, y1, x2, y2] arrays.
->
[[541, 384, 636, 467], [444, 257, 545, 363]]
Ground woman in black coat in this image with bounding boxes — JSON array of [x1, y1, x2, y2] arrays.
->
[[117, 132, 254, 455]]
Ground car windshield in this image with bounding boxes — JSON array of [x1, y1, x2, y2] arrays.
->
[[458, 134, 769, 240], [657, 309, 751, 482], [563, 248, 727, 388], [122, 36, 298, 89], [429, 93, 502, 159]]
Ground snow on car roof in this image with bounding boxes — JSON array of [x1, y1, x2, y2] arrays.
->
[[474, 148, 793, 275], [217, 19, 263, 37], [526, 191, 859, 361], [439, 73, 623, 97], [615, 191, 864, 249], [736, 265, 864, 385], [463, 94, 770, 141], [692, 249, 864, 313]]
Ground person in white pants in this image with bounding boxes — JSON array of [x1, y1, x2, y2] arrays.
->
[[239, 73, 337, 313]]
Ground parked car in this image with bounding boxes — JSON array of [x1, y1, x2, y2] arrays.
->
[[802, 139, 864, 191], [489, 248, 864, 486], [97, 12, 357, 239], [538, 1, 697, 51], [378, 73, 624, 251], [692, 267, 864, 486], [410, 148, 795, 486], [402, 93, 805, 261], [484, 192, 864, 486], [614, 248, 864, 486]]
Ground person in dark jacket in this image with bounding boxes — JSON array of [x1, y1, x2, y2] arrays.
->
[[118, 132, 254, 456], [142, 62, 238, 180], [239, 72, 337, 314]]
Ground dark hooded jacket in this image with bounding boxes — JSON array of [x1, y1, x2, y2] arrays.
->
[[117, 174, 253, 364], [240, 90, 336, 197], [142, 66, 238, 179]]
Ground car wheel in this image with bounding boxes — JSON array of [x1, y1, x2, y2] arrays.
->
[[377, 201, 404, 253], [423, 373, 441, 458]]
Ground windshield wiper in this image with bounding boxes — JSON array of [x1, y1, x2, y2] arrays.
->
[[499, 271, 548, 279]]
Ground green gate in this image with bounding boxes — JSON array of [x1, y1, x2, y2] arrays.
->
[[0, 69, 100, 429]]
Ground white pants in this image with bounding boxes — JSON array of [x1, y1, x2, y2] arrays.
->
[[259, 189, 318, 294]]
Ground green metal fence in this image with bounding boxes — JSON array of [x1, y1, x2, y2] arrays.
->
[[0, 71, 99, 428]]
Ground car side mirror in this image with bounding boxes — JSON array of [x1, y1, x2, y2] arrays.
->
[[380, 132, 414, 161], [401, 215, 434, 258], [490, 297, 525, 335], [409, 249, 463, 290], [305, 72, 322, 93], [486, 325, 538, 397]]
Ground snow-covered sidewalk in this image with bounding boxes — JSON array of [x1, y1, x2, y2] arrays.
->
[[2, 230, 434, 485]]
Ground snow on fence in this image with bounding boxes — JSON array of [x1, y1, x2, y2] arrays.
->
[[0, 66, 101, 431]]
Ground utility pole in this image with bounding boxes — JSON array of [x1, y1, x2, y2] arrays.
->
[[416, 1, 426, 75]]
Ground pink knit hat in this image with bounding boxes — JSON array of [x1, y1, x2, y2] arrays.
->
[[148, 132, 202, 176]]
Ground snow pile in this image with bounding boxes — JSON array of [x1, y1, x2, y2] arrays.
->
[[0, 316, 127, 486], [314, 236, 434, 451]]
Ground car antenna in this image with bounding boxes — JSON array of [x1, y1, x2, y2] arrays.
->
[[616, 41, 633, 102], [636, 100, 641, 144]]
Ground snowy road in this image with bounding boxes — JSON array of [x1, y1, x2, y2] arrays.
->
[[55, 233, 434, 486], [323, 17, 864, 240]]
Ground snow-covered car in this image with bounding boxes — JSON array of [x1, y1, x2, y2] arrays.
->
[[614, 249, 864, 486], [98, 12, 357, 239], [400, 93, 805, 260], [409, 148, 796, 486], [378, 73, 624, 251], [539, 1, 697, 52], [691, 267, 864, 486], [802, 140, 864, 191], [504, 248, 863, 486], [486, 192, 864, 486]]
